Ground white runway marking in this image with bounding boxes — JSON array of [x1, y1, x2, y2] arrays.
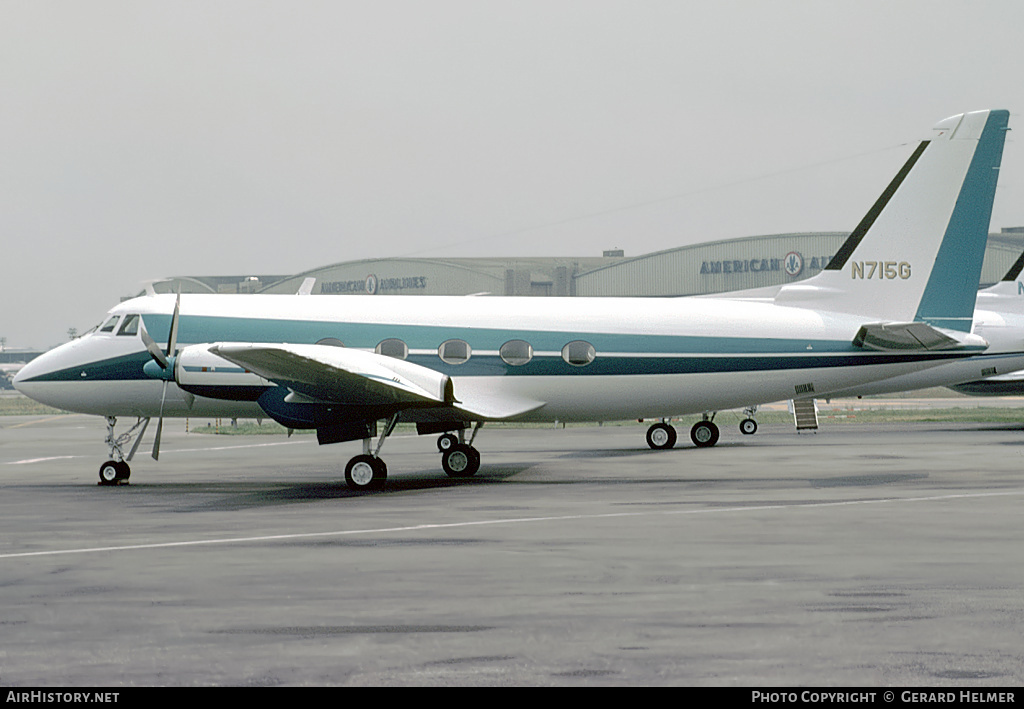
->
[[5, 456, 79, 465], [2, 489, 1022, 561], [4, 439, 310, 465], [170, 440, 311, 454]]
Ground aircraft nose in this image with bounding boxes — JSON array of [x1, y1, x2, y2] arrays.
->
[[12, 357, 39, 391], [11, 350, 53, 394], [10, 342, 86, 411], [11, 341, 78, 394]]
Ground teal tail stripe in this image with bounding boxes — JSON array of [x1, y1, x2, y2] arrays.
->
[[915, 110, 1010, 331]]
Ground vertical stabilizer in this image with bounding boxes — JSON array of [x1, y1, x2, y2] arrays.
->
[[972, 248, 1024, 312], [774, 109, 1009, 331]]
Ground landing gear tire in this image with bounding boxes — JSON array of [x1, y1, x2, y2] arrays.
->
[[442, 444, 480, 478], [646, 422, 677, 450], [344, 454, 387, 492], [690, 421, 720, 448], [437, 433, 459, 452], [98, 460, 130, 486], [739, 418, 758, 435]]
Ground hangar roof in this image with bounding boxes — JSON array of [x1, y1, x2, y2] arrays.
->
[[137, 228, 1024, 299]]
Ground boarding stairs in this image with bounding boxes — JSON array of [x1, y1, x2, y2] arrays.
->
[[791, 398, 818, 432]]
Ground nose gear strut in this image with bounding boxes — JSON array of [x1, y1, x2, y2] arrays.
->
[[99, 415, 150, 485]]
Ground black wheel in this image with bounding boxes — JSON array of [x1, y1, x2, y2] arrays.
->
[[344, 454, 387, 491], [645, 422, 677, 450], [690, 421, 720, 448], [98, 460, 128, 485], [739, 418, 758, 435], [442, 444, 480, 478], [437, 433, 459, 452]]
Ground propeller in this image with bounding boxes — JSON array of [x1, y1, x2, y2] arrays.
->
[[140, 291, 180, 460]]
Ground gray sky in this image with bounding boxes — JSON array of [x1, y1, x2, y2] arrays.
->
[[2, 1, 1023, 348]]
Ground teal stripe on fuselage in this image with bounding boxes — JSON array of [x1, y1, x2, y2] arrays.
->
[[21, 351, 154, 382], [22, 347, 974, 383], [142, 312, 856, 356], [21, 312, 982, 384]]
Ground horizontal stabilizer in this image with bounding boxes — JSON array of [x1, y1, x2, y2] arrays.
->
[[852, 322, 987, 352]]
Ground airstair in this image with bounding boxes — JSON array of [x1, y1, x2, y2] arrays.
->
[[791, 398, 818, 432]]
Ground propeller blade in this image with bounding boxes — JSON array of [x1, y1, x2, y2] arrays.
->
[[152, 381, 168, 460], [167, 290, 180, 358], [139, 318, 169, 370], [152, 418, 163, 461], [151, 291, 180, 460], [127, 418, 150, 462]]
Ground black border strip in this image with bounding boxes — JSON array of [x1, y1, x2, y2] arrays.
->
[[1000, 249, 1024, 281], [825, 140, 930, 270]]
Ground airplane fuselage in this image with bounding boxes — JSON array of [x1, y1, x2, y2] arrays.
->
[[15, 293, 984, 424]]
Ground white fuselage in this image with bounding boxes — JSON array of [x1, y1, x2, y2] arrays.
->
[[14, 293, 986, 424]]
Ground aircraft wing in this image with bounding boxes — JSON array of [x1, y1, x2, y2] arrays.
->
[[852, 322, 987, 351], [209, 343, 545, 420]]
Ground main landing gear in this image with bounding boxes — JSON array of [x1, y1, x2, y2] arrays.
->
[[344, 454, 388, 492], [644, 415, 721, 450], [645, 421, 677, 450], [342, 414, 398, 491], [342, 419, 484, 492], [98, 416, 150, 485], [689, 418, 719, 447], [438, 423, 482, 479], [439, 424, 482, 479]]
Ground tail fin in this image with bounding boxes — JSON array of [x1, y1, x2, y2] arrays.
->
[[1000, 249, 1024, 283], [973, 247, 1024, 311], [775, 109, 1009, 331]]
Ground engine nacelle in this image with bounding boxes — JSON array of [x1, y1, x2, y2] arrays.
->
[[174, 344, 271, 401]]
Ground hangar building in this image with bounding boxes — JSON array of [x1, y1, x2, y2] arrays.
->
[[142, 227, 1024, 300]]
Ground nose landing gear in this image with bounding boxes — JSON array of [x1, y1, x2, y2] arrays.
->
[[98, 416, 150, 485]]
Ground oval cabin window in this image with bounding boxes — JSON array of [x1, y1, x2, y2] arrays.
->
[[438, 339, 471, 365], [499, 340, 533, 366], [561, 340, 596, 367], [375, 338, 409, 360]]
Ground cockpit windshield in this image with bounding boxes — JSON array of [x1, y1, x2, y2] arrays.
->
[[117, 314, 140, 337], [98, 315, 120, 334]]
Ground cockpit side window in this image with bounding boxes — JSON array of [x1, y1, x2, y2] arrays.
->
[[99, 316, 120, 333], [117, 314, 140, 336]]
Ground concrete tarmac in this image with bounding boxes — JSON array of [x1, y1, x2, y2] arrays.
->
[[1, 414, 1023, 686]]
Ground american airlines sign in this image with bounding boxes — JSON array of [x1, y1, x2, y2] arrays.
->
[[699, 252, 833, 278], [320, 275, 428, 294]]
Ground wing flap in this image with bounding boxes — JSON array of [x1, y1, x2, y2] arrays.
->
[[452, 393, 546, 420]]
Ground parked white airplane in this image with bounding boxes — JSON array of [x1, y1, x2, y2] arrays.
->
[[14, 109, 1008, 490], [947, 259, 1024, 396]]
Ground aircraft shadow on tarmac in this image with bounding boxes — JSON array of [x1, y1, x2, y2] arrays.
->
[[169, 469, 936, 512], [107, 464, 536, 511], [556, 443, 743, 459]]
